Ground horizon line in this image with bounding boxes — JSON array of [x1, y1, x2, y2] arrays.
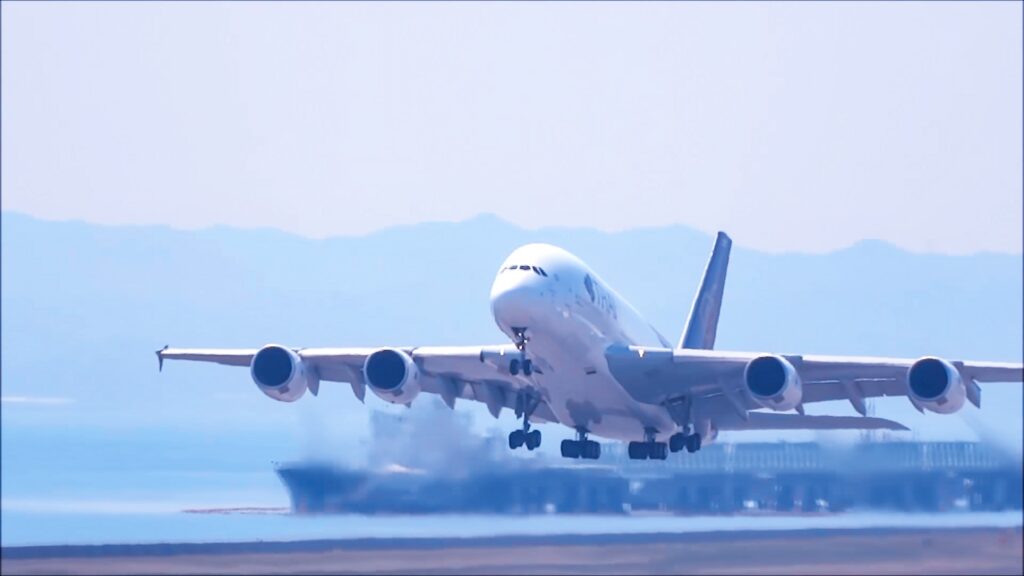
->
[[2, 210, 1022, 258]]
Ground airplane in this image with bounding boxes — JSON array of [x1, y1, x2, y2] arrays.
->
[[157, 233, 1023, 461]]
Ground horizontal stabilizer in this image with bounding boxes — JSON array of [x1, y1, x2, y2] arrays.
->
[[720, 412, 909, 431]]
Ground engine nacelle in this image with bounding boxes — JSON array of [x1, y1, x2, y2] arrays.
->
[[250, 344, 308, 402], [744, 354, 803, 411], [907, 356, 965, 414], [363, 348, 421, 404]]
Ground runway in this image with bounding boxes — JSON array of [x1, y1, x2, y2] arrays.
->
[[3, 526, 1022, 575]]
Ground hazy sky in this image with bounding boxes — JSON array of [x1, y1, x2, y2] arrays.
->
[[2, 2, 1021, 254]]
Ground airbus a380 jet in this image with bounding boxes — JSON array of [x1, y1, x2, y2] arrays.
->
[[158, 233, 1023, 461]]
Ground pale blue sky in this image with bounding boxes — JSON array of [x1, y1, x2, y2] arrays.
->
[[2, 2, 1021, 254]]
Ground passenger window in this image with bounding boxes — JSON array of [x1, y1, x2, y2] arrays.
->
[[584, 274, 595, 302]]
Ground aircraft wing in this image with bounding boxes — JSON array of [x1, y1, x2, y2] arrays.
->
[[607, 346, 1023, 417], [715, 412, 909, 431], [158, 345, 560, 423]]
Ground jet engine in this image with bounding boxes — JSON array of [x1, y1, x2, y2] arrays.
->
[[907, 356, 965, 414], [250, 344, 308, 402], [744, 354, 803, 411], [363, 348, 421, 404]]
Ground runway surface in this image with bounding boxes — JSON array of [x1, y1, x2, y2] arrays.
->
[[3, 526, 1022, 575]]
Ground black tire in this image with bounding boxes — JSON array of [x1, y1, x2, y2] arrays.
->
[[510, 359, 520, 376], [583, 440, 601, 460], [628, 441, 648, 460], [523, 359, 533, 376], [560, 439, 580, 459], [685, 434, 699, 453], [669, 433, 685, 453], [651, 442, 668, 460], [508, 430, 525, 450], [526, 429, 542, 450]]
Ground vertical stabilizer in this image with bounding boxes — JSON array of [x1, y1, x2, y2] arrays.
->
[[678, 232, 732, 349]]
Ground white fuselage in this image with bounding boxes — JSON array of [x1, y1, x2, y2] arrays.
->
[[489, 243, 678, 442]]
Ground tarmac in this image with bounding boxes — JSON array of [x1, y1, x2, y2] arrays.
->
[[2, 526, 1022, 574]]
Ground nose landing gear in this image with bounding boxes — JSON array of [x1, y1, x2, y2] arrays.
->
[[508, 327, 534, 376], [511, 327, 529, 351], [509, 358, 533, 376]]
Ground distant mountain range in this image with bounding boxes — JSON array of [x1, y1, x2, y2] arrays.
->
[[1, 211, 1021, 495]]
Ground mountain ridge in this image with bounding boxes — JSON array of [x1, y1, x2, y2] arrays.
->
[[5, 211, 1020, 257]]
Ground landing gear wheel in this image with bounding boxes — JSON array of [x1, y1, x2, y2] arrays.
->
[[522, 359, 533, 376], [508, 429, 526, 450], [669, 433, 686, 453], [628, 441, 648, 460], [510, 358, 520, 376], [650, 442, 668, 460], [560, 439, 581, 459], [685, 433, 702, 453], [525, 429, 542, 450], [582, 440, 601, 460]]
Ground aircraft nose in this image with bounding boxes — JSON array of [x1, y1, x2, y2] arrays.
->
[[490, 281, 541, 328]]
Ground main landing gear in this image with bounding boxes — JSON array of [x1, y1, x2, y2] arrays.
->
[[628, 429, 668, 460], [561, 428, 600, 460], [669, 430, 703, 454], [508, 391, 541, 451], [508, 427, 541, 451]]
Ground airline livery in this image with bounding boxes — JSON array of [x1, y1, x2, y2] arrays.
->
[[158, 234, 1023, 461]]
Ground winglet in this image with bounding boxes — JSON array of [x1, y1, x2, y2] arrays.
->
[[678, 231, 732, 349], [156, 345, 169, 372]]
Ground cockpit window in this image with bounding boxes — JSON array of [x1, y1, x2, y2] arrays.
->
[[502, 264, 548, 277]]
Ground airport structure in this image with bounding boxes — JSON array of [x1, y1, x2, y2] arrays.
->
[[275, 408, 1022, 515]]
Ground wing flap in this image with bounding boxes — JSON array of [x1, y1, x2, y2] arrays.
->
[[157, 347, 256, 369], [719, 412, 909, 431]]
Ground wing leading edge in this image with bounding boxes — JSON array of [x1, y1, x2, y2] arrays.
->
[[157, 345, 559, 423], [607, 345, 1022, 428]]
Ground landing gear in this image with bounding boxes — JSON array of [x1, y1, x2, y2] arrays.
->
[[509, 358, 533, 376], [664, 397, 704, 455], [628, 429, 668, 460], [560, 429, 600, 460], [509, 429, 542, 451], [669, 431, 703, 454], [512, 327, 529, 352], [508, 328, 535, 376], [669, 433, 685, 453], [508, 391, 541, 451], [686, 433, 702, 453]]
